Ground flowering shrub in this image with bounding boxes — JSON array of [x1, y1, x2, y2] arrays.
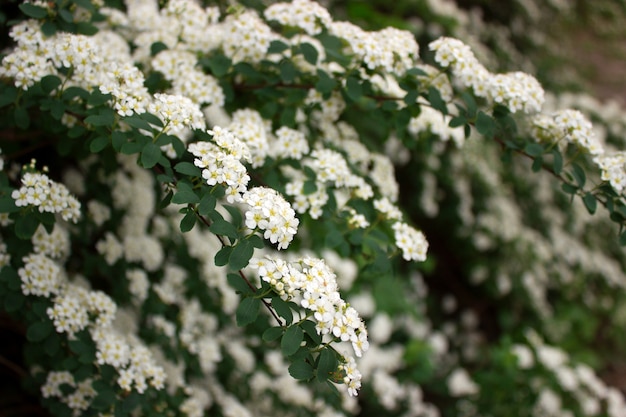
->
[[1, 0, 626, 416]]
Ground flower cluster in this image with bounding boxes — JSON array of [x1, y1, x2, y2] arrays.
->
[[392, 222, 429, 262], [250, 255, 368, 395], [531, 109, 604, 155], [151, 49, 224, 106], [429, 37, 544, 114], [41, 371, 97, 416], [409, 104, 466, 147], [19, 253, 63, 298], [148, 93, 206, 135], [594, 152, 626, 194], [264, 0, 333, 36], [189, 127, 251, 203], [285, 149, 373, 219], [12, 170, 81, 222], [99, 63, 151, 117], [222, 11, 275, 63], [329, 22, 419, 74], [228, 109, 270, 168], [243, 187, 299, 249], [270, 126, 310, 160], [92, 328, 166, 393]]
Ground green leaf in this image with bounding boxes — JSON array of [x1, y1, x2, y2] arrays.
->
[[171, 187, 199, 205], [315, 70, 337, 95], [84, 112, 114, 127], [139, 112, 164, 128], [141, 143, 161, 169], [288, 360, 314, 380], [262, 327, 283, 342], [281, 325, 304, 356], [15, 215, 39, 240], [206, 54, 232, 77], [0, 197, 19, 213], [209, 219, 239, 240], [582, 192, 597, 215], [0, 85, 18, 108], [551, 149, 563, 175], [58, 8, 74, 23], [179, 210, 196, 233], [91, 388, 117, 411], [123, 114, 154, 131], [461, 91, 477, 118], [227, 273, 253, 294], [272, 296, 293, 325], [531, 155, 543, 172], [4, 292, 25, 313], [19, 3, 48, 18], [561, 183, 578, 195], [198, 193, 217, 216], [14, 107, 30, 129], [345, 77, 362, 102], [427, 86, 448, 115], [300, 42, 319, 65], [475, 111, 496, 138], [403, 90, 419, 106], [448, 115, 466, 128], [90, 136, 109, 153], [27, 321, 53, 342], [229, 240, 254, 270], [174, 162, 202, 177], [620, 230, 626, 246], [40, 75, 62, 94], [214, 246, 232, 267], [268, 40, 289, 54], [111, 131, 126, 152], [524, 143, 544, 157], [236, 297, 261, 327], [248, 234, 265, 249], [150, 41, 168, 56], [317, 348, 338, 382], [301, 320, 321, 345], [280, 60, 297, 83], [570, 163, 586, 187], [302, 179, 317, 195]]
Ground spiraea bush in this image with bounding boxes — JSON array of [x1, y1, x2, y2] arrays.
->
[[1, 1, 626, 416]]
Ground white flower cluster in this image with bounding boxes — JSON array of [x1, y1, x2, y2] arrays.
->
[[46, 283, 117, 336], [32, 224, 70, 260], [228, 109, 270, 168], [249, 255, 368, 395], [12, 171, 81, 223], [408, 104, 466, 147], [264, 0, 332, 36], [41, 371, 96, 415], [594, 152, 626, 194], [329, 22, 419, 74], [374, 197, 403, 221], [19, 253, 63, 298], [99, 63, 151, 117], [162, 1, 221, 52], [222, 11, 275, 63], [148, 93, 206, 135], [189, 127, 251, 203], [270, 126, 310, 160], [285, 149, 373, 219], [447, 367, 480, 397], [429, 37, 544, 114], [1, 22, 102, 90], [243, 187, 299, 250], [92, 328, 166, 393], [392, 222, 429, 262], [532, 109, 604, 155], [151, 49, 224, 107]]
